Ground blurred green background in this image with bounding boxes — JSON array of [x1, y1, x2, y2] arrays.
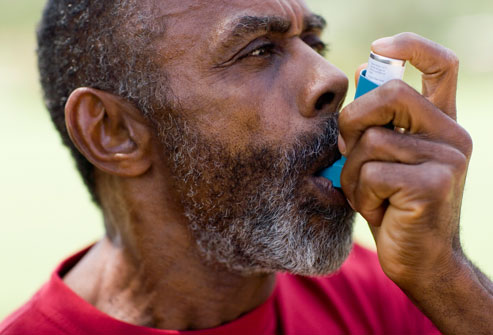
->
[[1, 0, 492, 320]]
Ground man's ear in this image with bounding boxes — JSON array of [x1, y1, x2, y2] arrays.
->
[[65, 88, 152, 177]]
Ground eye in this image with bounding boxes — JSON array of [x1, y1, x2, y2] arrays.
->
[[243, 43, 276, 59], [303, 35, 329, 56], [311, 42, 328, 56], [250, 47, 270, 57]]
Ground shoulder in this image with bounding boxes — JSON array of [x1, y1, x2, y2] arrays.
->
[[0, 286, 56, 335], [0, 247, 94, 335]]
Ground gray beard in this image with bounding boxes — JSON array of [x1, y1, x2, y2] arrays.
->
[[154, 112, 354, 276]]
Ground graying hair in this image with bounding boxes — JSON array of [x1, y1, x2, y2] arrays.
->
[[157, 112, 354, 275], [37, 0, 170, 203]]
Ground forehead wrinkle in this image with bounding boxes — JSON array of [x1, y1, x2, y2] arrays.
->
[[216, 12, 326, 53], [211, 15, 291, 60], [232, 15, 291, 37]]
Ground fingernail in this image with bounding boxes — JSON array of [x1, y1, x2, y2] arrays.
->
[[372, 36, 393, 48], [347, 199, 356, 211], [338, 134, 346, 155]]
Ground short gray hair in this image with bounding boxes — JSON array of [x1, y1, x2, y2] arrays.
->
[[37, 0, 170, 204]]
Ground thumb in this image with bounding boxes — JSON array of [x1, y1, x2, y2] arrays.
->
[[371, 33, 458, 119]]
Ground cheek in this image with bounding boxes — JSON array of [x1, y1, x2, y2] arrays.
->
[[189, 90, 266, 153], [168, 65, 304, 153], [241, 74, 309, 143], [223, 79, 305, 141]]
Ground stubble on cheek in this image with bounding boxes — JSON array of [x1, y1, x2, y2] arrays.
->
[[154, 111, 355, 276]]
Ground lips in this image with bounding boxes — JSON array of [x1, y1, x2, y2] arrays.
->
[[305, 174, 347, 206], [311, 174, 333, 193], [308, 148, 342, 178], [304, 146, 346, 206]]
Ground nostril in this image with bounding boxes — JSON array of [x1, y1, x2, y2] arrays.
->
[[315, 92, 336, 111]]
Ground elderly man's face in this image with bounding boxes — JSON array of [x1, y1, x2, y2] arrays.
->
[[148, 0, 354, 275]]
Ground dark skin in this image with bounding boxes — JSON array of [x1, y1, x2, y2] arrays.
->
[[62, 0, 493, 333]]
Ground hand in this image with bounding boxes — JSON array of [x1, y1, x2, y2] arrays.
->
[[338, 32, 472, 291]]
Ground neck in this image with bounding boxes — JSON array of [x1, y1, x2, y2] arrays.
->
[[64, 238, 275, 330], [63, 175, 276, 330]]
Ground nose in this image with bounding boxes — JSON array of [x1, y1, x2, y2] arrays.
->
[[293, 43, 349, 118]]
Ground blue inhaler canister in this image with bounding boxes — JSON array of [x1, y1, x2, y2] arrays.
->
[[320, 52, 406, 188]]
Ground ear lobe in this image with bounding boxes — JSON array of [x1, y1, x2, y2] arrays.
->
[[65, 87, 152, 177]]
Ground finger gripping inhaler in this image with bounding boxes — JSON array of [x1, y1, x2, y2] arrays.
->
[[320, 52, 406, 188]]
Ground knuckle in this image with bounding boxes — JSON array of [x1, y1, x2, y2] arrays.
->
[[360, 162, 380, 183], [459, 129, 473, 157], [386, 79, 408, 94], [445, 49, 460, 69], [447, 125, 473, 158], [448, 148, 469, 176], [394, 32, 419, 44], [455, 153, 469, 176], [427, 166, 454, 197], [410, 200, 429, 220], [360, 127, 386, 152], [381, 80, 410, 102]]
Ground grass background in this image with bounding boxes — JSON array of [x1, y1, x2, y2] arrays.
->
[[1, 0, 492, 319]]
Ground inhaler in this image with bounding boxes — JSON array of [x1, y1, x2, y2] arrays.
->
[[320, 52, 406, 188]]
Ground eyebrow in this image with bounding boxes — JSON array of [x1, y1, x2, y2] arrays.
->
[[219, 13, 327, 51]]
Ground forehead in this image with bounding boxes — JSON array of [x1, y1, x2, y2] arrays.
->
[[155, 0, 311, 22], [152, 0, 312, 49]]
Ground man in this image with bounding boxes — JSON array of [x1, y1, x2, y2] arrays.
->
[[1, 0, 492, 334]]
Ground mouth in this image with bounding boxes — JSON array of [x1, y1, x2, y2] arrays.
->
[[307, 147, 342, 177], [303, 150, 347, 206]]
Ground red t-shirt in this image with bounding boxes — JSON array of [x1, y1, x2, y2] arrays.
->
[[0, 244, 439, 335]]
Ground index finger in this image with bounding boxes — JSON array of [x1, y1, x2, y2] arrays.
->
[[371, 32, 459, 119], [339, 80, 471, 157]]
